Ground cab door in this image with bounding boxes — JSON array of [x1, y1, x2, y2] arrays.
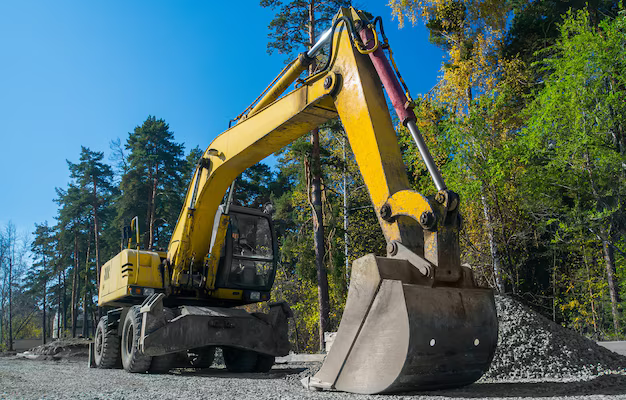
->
[[214, 205, 278, 295]]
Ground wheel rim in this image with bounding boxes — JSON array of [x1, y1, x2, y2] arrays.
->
[[125, 323, 134, 357], [95, 326, 103, 357]]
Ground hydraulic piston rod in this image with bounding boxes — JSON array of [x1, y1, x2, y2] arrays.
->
[[406, 120, 446, 191], [307, 27, 333, 57], [247, 28, 333, 118], [356, 17, 447, 191]]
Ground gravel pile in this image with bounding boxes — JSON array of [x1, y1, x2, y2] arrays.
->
[[484, 295, 626, 380], [27, 338, 91, 359]]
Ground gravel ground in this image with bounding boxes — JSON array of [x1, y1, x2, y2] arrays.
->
[[2, 296, 626, 399], [1, 357, 626, 400]]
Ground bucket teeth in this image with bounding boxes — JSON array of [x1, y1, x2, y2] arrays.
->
[[310, 254, 498, 394]]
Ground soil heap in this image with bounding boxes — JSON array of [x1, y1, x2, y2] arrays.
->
[[28, 338, 91, 360]]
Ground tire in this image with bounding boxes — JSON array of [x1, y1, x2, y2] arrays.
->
[[121, 305, 152, 373], [255, 354, 275, 372], [223, 347, 258, 373], [149, 308, 177, 374], [188, 346, 216, 369], [94, 316, 121, 369]]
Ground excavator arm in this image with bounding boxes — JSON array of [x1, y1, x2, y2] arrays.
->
[[159, 7, 496, 394], [168, 7, 457, 287]]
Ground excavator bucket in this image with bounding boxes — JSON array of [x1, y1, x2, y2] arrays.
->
[[304, 254, 498, 394]]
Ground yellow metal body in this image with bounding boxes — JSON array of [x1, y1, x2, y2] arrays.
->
[[166, 8, 433, 294], [100, 7, 435, 305], [98, 249, 163, 307], [205, 214, 230, 290]]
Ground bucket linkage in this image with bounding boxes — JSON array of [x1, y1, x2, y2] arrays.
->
[[303, 189, 498, 394]]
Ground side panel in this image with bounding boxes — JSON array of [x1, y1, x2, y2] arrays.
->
[[142, 302, 292, 357], [98, 249, 163, 306]]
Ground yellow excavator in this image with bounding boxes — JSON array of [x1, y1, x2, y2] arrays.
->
[[92, 7, 498, 394]]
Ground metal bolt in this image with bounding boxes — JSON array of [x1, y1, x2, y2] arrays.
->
[[435, 191, 446, 204], [419, 211, 436, 230], [323, 76, 333, 89], [379, 204, 392, 221], [386, 241, 398, 256]]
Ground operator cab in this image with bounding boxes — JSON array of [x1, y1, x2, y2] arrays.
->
[[212, 205, 277, 299]]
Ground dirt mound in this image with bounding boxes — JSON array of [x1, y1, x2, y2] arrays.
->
[[28, 338, 91, 359], [484, 295, 626, 380]]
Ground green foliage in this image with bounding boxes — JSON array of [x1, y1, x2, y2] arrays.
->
[[28, 223, 56, 296], [261, 0, 351, 57], [505, 0, 620, 64], [391, 0, 626, 337], [116, 116, 185, 250], [520, 9, 626, 334]]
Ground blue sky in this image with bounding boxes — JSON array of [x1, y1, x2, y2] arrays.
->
[[0, 0, 443, 237]]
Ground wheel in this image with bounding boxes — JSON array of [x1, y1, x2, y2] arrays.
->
[[149, 308, 177, 374], [121, 305, 152, 373], [188, 346, 216, 369], [94, 316, 121, 369], [223, 347, 258, 373], [255, 354, 275, 372]]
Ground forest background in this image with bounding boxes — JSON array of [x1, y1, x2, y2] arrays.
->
[[1, 0, 625, 352]]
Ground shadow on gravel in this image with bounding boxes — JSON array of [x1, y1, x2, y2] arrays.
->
[[416, 375, 626, 398], [171, 367, 307, 380]]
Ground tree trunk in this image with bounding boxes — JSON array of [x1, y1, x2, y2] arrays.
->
[[312, 127, 330, 351], [481, 192, 503, 293], [57, 265, 62, 338], [584, 151, 621, 335], [42, 276, 47, 344], [82, 229, 91, 338], [92, 180, 101, 289], [0, 236, 6, 347], [71, 232, 79, 338], [8, 254, 13, 351], [148, 165, 159, 250], [600, 230, 621, 335], [42, 252, 47, 345], [552, 248, 557, 322], [307, 0, 330, 352], [582, 247, 598, 335]]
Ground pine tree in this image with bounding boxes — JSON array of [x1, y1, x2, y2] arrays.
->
[[116, 116, 185, 250], [54, 184, 90, 337], [67, 146, 115, 289], [28, 222, 56, 344], [233, 163, 274, 209]]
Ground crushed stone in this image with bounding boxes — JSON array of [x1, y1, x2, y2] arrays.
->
[[483, 295, 626, 380]]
